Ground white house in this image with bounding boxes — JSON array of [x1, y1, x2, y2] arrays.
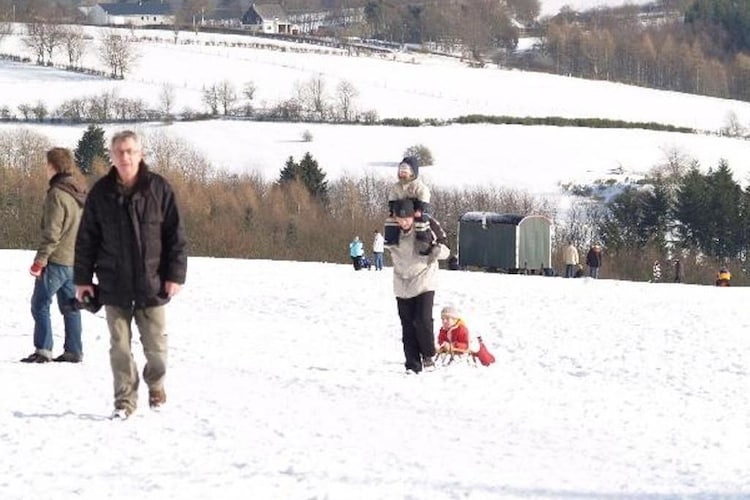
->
[[241, 3, 295, 34], [88, 1, 174, 27]]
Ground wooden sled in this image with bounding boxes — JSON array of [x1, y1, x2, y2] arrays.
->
[[434, 346, 478, 366]]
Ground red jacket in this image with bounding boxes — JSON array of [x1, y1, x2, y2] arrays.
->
[[437, 320, 470, 350]]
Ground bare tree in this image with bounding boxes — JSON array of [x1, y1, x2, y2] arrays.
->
[[17, 103, 31, 120], [31, 101, 48, 121], [241, 81, 256, 115], [24, 22, 63, 64], [201, 84, 219, 115], [99, 30, 138, 79], [60, 24, 86, 68], [335, 79, 358, 122], [159, 82, 176, 120], [88, 90, 117, 121], [242, 81, 256, 101], [297, 75, 328, 119], [216, 79, 237, 115]]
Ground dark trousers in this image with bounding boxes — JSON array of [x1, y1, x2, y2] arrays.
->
[[351, 256, 362, 270], [384, 215, 433, 246], [396, 291, 436, 373]]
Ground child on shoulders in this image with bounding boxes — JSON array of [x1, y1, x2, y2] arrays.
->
[[384, 156, 434, 248]]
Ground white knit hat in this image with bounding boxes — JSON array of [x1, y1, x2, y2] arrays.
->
[[440, 305, 460, 319]]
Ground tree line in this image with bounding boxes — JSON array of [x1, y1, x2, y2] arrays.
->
[[558, 153, 750, 285], [517, 1, 750, 103], [9, 1, 750, 104], [0, 126, 552, 266], [1, 126, 743, 286]]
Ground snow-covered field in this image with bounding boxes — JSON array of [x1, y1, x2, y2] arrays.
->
[[1, 249, 749, 499], [2, 14, 750, 499], [2, 21, 750, 197]]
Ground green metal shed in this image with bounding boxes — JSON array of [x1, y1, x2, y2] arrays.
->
[[457, 212, 552, 272]]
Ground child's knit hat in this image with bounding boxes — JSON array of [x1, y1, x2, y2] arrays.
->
[[440, 305, 460, 319], [398, 156, 420, 179]]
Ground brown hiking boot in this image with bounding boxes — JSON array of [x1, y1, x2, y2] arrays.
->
[[149, 389, 166, 409]]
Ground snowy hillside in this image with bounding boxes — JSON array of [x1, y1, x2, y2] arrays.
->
[[3, 22, 750, 196], [1, 249, 748, 499]]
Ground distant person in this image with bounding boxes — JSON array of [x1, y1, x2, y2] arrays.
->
[[385, 199, 449, 374], [715, 265, 731, 287], [563, 241, 579, 278], [651, 260, 661, 283], [21, 148, 87, 364], [75, 130, 187, 419], [586, 244, 602, 279], [384, 156, 433, 248], [372, 230, 384, 270], [673, 259, 682, 283], [349, 236, 364, 270]]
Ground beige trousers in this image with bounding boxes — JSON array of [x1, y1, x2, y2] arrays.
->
[[105, 305, 167, 412]]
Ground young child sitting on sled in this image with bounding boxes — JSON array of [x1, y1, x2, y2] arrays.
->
[[436, 305, 470, 355], [437, 305, 496, 366]]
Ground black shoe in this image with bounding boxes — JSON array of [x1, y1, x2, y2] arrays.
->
[[20, 352, 51, 363], [422, 356, 435, 371], [53, 352, 82, 363]]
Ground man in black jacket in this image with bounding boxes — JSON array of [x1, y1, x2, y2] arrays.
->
[[75, 130, 187, 419]]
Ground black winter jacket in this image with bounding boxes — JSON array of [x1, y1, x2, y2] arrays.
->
[[74, 163, 187, 308]]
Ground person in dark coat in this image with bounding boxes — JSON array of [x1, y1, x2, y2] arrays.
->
[[585, 244, 602, 279], [673, 259, 682, 283], [74, 130, 187, 419]]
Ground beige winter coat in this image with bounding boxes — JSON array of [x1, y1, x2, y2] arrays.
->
[[563, 244, 579, 266], [385, 227, 449, 298], [387, 178, 431, 203]]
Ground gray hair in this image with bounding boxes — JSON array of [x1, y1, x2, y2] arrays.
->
[[110, 130, 141, 149]]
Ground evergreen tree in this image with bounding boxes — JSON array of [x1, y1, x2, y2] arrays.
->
[[641, 178, 672, 252], [673, 167, 710, 252], [685, 0, 750, 54], [706, 160, 742, 258], [278, 153, 328, 203], [74, 124, 108, 175], [598, 186, 648, 251], [297, 152, 328, 203], [279, 155, 299, 183]]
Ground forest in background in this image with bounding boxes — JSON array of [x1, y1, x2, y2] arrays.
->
[[1, 126, 745, 286], [6, 1, 750, 103]]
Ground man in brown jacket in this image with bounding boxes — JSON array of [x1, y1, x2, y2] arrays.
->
[[21, 148, 87, 363]]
